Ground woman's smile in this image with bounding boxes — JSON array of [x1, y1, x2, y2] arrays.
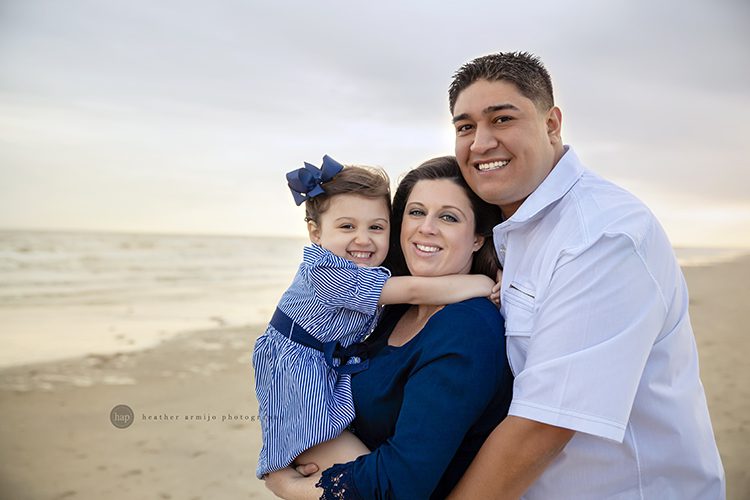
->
[[413, 242, 442, 254]]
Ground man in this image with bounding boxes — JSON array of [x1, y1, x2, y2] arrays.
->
[[447, 52, 725, 499]]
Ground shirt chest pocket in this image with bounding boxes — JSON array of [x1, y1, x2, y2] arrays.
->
[[502, 282, 536, 376]]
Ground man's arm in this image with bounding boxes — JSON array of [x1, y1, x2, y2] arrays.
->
[[447, 416, 574, 500]]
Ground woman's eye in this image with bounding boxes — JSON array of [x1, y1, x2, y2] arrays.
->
[[408, 209, 425, 217], [440, 214, 459, 223]]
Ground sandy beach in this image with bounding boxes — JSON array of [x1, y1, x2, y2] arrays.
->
[[1, 256, 748, 500]]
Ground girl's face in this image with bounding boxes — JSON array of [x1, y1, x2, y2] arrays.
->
[[308, 194, 390, 267], [400, 179, 483, 277]]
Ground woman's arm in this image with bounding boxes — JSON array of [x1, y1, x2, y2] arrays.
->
[[379, 274, 495, 305], [319, 302, 509, 498]]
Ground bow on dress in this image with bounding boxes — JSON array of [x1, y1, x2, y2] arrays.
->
[[286, 155, 344, 205]]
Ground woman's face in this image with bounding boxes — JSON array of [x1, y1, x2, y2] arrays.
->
[[400, 179, 483, 277]]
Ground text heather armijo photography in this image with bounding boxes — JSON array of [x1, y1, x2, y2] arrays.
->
[[109, 404, 260, 428]]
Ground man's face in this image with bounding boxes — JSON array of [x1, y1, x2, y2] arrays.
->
[[452, 79, 562, 218]]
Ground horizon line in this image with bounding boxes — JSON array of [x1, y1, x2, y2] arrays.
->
[[1, 226, 749, 251]]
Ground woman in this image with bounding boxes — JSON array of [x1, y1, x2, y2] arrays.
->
[[266, 156, 513, 499]]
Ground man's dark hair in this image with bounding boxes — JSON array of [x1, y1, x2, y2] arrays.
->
[[449, 51, 554, 114]]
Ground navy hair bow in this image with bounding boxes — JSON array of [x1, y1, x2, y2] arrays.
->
[[286, 155, 344, 206]]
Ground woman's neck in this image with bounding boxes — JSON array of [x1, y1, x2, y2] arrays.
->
[[414, 304, 442, 323], [388, 304, 444, 347]]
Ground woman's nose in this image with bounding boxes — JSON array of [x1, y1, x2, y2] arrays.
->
[[418, 216, 437, 235], [470, 124, 498, 154]]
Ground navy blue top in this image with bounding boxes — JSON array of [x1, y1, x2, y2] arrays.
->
[[317, 297, 513, 499]]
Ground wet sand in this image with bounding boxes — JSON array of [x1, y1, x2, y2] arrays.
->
[[0, 257, 748, 499]]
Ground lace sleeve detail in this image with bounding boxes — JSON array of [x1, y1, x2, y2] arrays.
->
[[315, 462, 362, 500]]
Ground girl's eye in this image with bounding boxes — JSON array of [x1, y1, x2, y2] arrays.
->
[[339, 224, 354, 230], [370, 225, 384, 231]]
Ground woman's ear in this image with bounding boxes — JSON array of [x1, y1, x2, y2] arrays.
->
[[307, 220, 321, 244], [473, 234, 485, 252]]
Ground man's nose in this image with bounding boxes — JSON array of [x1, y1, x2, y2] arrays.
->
[[470, 125, 498, 154]]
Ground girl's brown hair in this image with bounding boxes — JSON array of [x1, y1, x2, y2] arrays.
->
[[304, 166, 391, 223]]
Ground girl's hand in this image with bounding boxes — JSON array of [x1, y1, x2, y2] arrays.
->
[[490, 269, 503, 306]]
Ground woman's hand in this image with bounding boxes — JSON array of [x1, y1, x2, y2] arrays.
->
[[264, 465, 322, 500]]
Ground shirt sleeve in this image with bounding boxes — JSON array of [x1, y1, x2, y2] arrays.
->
[[508, 232, 668, 442], [305, 248, 391, 315], [319, 301, 509, 499]]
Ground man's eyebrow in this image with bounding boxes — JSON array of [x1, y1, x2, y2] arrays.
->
[[452, 103, 520, 123], [484, 103, 520, 114], [452, 113, 470, 124]]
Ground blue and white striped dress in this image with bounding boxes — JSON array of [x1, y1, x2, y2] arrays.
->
[[252, 244, 390, 478]]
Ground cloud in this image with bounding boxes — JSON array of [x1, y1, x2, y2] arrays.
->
[[1, 0, 748, 245]]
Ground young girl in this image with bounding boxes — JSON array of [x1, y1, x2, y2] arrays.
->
[[253, 155, 496, 479]]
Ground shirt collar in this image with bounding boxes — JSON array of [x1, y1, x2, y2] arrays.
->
[[498, 145, 584, 227], [303, 243, 330, 263]]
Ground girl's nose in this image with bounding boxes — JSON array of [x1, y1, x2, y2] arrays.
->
[[354, 229, 371, 245]]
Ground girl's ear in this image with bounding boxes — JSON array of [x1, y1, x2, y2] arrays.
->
[[307, 219, 321, 244]]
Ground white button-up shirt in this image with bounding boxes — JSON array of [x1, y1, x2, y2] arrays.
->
[[497, 147, 725, 499]]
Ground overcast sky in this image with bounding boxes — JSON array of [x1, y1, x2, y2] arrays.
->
[[1, 0, 748, 247]]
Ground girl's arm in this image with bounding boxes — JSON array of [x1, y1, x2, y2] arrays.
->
[[379, 274, 495, 306]]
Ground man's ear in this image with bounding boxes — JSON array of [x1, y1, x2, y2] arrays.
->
[[546, 106, 563, 145], [307, 219, 321, 244]]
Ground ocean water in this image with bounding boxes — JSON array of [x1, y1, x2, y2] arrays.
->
[[0, 230, 305, 367], [0, 230, 747, 368]]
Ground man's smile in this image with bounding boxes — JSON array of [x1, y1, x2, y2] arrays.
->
[[474, 159, 510, 172]]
